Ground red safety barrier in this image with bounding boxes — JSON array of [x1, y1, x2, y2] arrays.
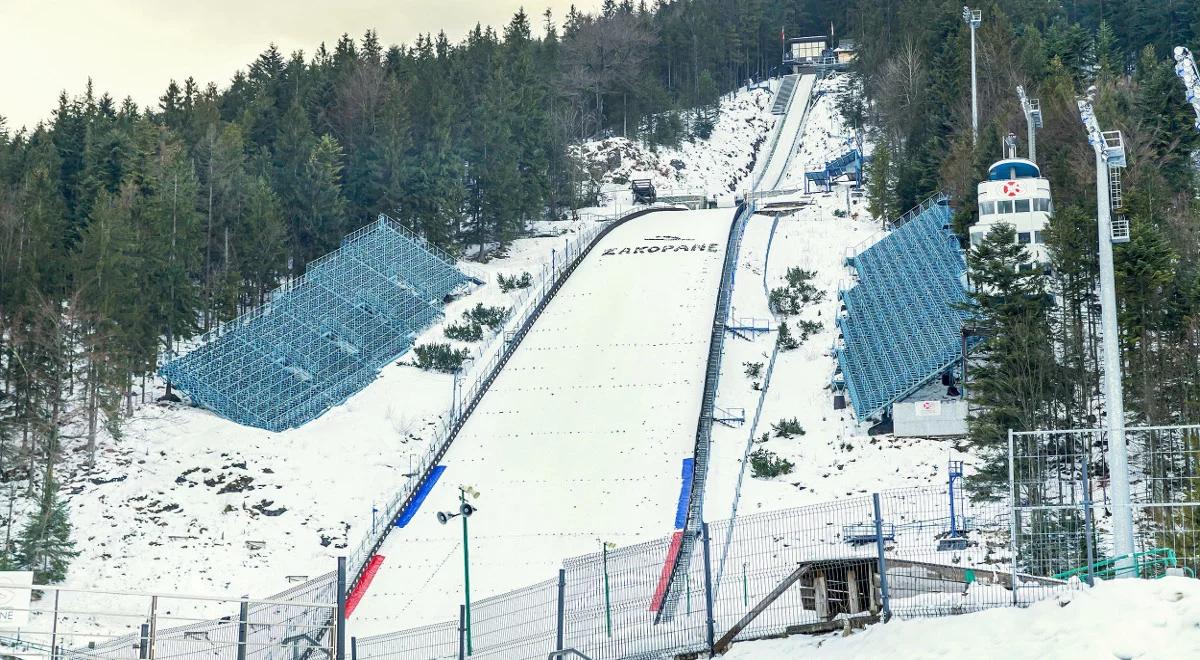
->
[[648, 531, 684, 612], [345, 554, 385, 618]]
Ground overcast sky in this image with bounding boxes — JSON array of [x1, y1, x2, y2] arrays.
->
[[1, 0, 602, 131]]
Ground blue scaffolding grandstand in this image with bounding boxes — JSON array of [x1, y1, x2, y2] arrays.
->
[[834, 194, 974, 420], [160, 215, 470, 432]]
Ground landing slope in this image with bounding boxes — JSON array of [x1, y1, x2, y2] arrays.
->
[[353, 208, 736, 634]]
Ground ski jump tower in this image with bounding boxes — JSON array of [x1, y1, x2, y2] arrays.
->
[[1174, 47, 1200, 130]]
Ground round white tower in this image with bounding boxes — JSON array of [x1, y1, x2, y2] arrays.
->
[[971, 158, 1052, 268]]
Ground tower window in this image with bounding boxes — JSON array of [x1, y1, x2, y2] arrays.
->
[[1034, 198, 1051, 212], [1034, 231, 1044, 244], [1018, 232, 1031, 244], [979, 201, 995, 216], [998, 200, 1014, 214], [1015, 199, 1031, 213]]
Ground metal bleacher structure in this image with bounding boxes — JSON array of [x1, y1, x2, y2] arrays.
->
[[804, 143, 864, 193], [833, 194, 975, 421], [160, 215, 471, 432]]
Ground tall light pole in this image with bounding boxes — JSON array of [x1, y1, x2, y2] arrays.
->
[[1017, 85, 1043, 164], [437, 486, 480, 654], [1078, 97, 1135, 575], [963, 7, 982, 144]]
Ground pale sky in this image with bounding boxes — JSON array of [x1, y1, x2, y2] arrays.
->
[[1, 0, 603, 131]]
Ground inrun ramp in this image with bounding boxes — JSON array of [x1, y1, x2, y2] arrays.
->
[[161, 216, 469, 432], [353, 209, 736, 634], [834, 196, 972, 420]]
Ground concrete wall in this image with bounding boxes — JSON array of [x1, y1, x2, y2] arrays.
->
[[893, 398, 968, 438]]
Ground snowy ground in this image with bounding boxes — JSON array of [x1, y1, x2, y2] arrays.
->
[[351, 208, 736, 635], [31, 222, 601, 645], [724, 577, 1200, 659], [707, 71, 975, 527], [5, 68, 783, 648], [573, 86, 775, 198]]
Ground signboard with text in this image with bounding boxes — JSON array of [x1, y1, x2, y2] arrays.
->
[[0, 571, 33, 629]]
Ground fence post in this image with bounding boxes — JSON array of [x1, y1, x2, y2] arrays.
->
[[458, 604, 466, 660], [337, 556, 347, 660], [871, 493, 891, 622], [237, 599, 250, 660], [351, 637, 358, 660], [701, 523, 716, 653], [138, 623, 149, 659], [1008, 429, 1020, 605], [49, 589, 59, 660], [555, 569, 566, 652], [148, 595, 159, 660], [1080, 444, 1097, 587]]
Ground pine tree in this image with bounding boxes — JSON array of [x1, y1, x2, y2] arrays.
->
[[966, 224, 1060, 499], [17, 483, 78, 583], [295, 134, 349, 265]]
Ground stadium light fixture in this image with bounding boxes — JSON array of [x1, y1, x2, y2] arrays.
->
[[1017, 85, 1043, 164], [436, 486, 480, 654]]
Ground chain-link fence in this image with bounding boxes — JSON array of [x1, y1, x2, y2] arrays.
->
[[353, 484, 1034, 660], [0, 571, 339, 660]]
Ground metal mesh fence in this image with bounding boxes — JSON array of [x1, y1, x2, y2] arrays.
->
[[1010, 424, 1200, 599], [1, 573, 337, 660], [354, 484, 1043, 660]]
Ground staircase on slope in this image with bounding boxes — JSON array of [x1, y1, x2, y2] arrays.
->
[[771, 75, 799, 114]]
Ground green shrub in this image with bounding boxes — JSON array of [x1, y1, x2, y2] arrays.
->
[[444, 320, 483, 342], [776, 322, 799, 351], [750, 448, 794, 478], [498, 272, 533, 292], [744, 361, 763, 379], [797, 319, 823, 343], [413, 343, 471, 373], [465, 303, 508, 330], [769, 287, 801, 315], [772, 417, 805, 438]]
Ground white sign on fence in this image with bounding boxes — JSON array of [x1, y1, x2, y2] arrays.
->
[[0, 571, 33, 629], [913, 400, 942, 417]]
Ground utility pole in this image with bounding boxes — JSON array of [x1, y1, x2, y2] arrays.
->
[[1017, 85, 1043, 164], [1078, 97, 1134, 575], [962, 7, 982, 144]]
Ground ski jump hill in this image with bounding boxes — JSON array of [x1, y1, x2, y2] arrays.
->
[[350, 75, 819, 634], [352, 208, 738, 631]]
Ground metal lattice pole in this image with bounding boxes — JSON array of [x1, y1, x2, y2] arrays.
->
[[1077, 98, 1134, 574], [963, 7, 982, 143]]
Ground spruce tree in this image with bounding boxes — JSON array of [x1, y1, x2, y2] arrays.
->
[[966, 224, 1060, 499], [17, 484, 77, 584]]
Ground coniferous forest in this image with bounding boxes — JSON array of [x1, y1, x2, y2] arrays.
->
[[2, 0, 1200, 574]]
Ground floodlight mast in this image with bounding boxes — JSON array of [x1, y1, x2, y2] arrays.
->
[[1077, 97, 1135, 576], [1173, 47, 1200, 130], [1017, 85, 1043, 164], [963, 7, 982, 143]]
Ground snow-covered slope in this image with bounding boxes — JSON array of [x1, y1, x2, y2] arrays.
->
[[55, 222, 597, 619], [573, 87, 775, 196], [724, 576, 1200, 659], [706, 71, 971, 527], [351, 208, 736, 634]]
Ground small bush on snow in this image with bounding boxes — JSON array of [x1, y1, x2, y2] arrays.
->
[[750, 448, 794, 478]]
